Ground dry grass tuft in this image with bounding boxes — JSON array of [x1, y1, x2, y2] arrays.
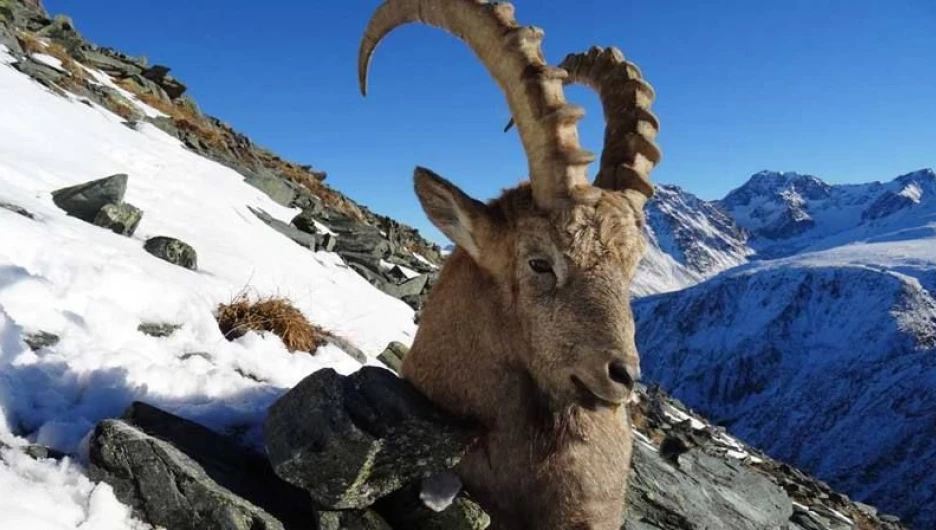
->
[[216, 293, 327, 352]]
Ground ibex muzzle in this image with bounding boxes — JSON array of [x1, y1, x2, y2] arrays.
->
[[359, 1, 661, 527]]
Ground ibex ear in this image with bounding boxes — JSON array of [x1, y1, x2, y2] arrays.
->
[[414, 166, 490, 261]]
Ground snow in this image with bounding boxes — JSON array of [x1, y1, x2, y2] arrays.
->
[[380, 259, 420, 279], [0, 444, 146, 530], [30, 53, 65, 72], [898, 183, 922, 203], [0, 43, 418, 528], [412, 252, 439, 269]]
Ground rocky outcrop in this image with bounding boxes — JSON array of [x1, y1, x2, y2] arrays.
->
[[5, 3, 445, 310], [85, 374, 905, 530], [144, 236, 198, 270]]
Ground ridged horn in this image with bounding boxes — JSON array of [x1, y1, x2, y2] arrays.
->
[[358, 0, 595, 209], [558, 46, 661, 203]]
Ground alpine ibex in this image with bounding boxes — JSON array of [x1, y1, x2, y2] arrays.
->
[[359, 1, 661, 528]]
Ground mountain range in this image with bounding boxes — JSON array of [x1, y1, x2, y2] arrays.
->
[[634, 168, 936, 528]]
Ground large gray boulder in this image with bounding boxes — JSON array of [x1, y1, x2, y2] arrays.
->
[[263, 367, 476, 510], [144, 236, 198, 270], [51, 173, 128, 222], [89, 402, 318, 530]]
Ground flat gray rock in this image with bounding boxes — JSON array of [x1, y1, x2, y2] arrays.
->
[[51, 173, 128, 222], [89, 419, 287, 530], [624, 442, 792, 530]]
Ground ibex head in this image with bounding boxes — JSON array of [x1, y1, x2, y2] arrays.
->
[[359, 0, 661, 412]]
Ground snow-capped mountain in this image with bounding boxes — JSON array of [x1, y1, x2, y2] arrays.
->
[[633, 176, 936, 528], [719, 169, 936, 258], [634, 185, 753, 296]]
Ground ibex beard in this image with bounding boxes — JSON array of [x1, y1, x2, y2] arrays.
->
[[358, 1, 661, 528]]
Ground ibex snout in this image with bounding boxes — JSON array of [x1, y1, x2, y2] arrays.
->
[[608, 358, 639, 389], [572, 350, 639, 408]]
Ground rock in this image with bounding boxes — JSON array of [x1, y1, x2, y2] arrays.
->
[[51, 173, 128, 222], [624, 442, 793, 530], [90, 402, 318, 530], [322, 334, 368, 364], [320, 233, 337, 252], [0, 22, 22, 55], [318, 510, 393, 530], [291, 209, 320, 235], [12, 55, 66, 88], [24, 444, 67, 461], [245, 172, 299, 207], [144, 236, 198, 270], [137, 322, 181, 338], [375, 481, 490, 530], [89, 419, 287, 530], [383, 274, 431, 300], [250, 207, 318, 250], [81, 49, 144, 78], [92, 202, 143, 236], [377, 342, 409, 373], [36, 14, 83, 53], [263, 367, 476, 510], [855, 502, 878, 518], [332, 227, 393, 259], [22, 330, 59, 350], [141, 64, 187, 99], [290, 191, 324, 215]]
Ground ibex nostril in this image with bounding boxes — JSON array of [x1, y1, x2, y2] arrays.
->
[[608, 360, 634, 388]]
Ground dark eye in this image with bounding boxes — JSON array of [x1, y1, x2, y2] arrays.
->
[[528, 258, 553, 274]]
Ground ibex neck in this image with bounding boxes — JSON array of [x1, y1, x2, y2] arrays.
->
[[402, 249, 522, 427]]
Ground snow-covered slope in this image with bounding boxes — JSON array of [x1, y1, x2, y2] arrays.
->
[[0, 44, 416, 527], [633, 234, 936, 528], [634, 185, 753, 296]]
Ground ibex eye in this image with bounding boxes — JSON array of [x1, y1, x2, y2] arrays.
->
[[528, 259, 553, 274]]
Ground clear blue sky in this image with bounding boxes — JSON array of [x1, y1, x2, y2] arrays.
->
[[44, 0, 936, 243]]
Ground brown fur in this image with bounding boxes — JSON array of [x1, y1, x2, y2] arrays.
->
[[403, 177, 647, 529]]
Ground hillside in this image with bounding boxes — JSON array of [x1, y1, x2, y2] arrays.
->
[[0, 1, 921, 529]]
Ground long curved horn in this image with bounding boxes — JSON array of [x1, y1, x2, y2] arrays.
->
[[558, 46, 661, 204], [358, 0, 595, 209]]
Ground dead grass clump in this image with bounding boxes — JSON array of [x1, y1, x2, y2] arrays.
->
[[216, 293, 326, 352]]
